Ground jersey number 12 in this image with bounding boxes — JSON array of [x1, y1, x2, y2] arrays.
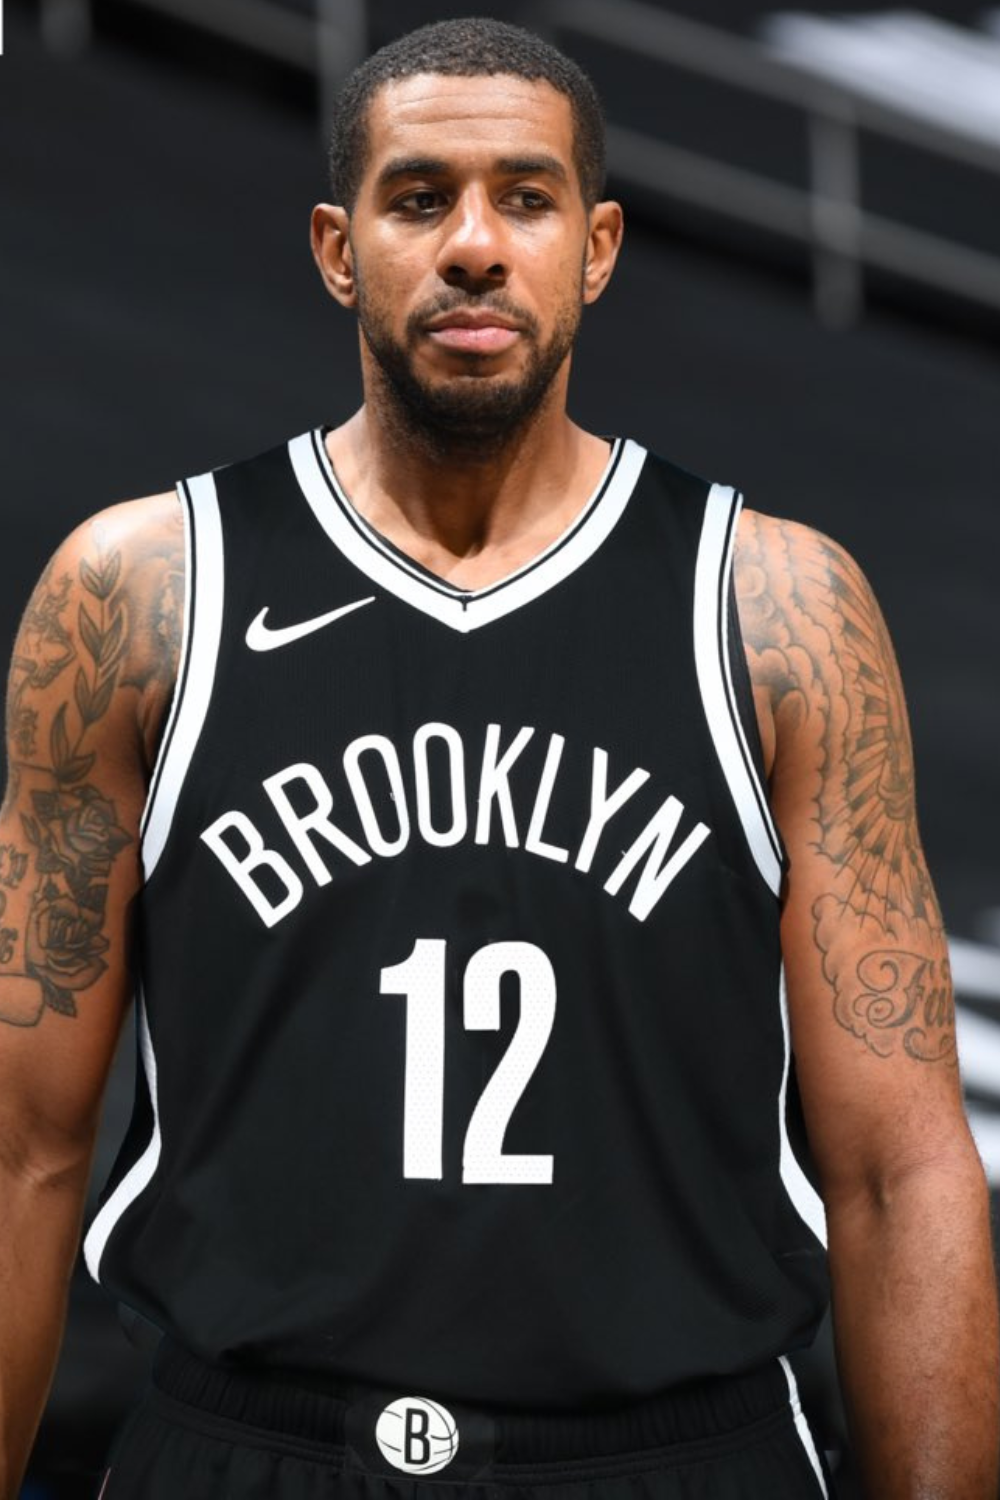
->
[[380, 938, 556, 1185]]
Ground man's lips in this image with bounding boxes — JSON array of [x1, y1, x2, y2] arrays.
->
[[426, 324, 521, 354], [422, 311, 525, 356]]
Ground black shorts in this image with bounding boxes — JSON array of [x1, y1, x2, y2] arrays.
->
[[98, 1341, 832, 1499]]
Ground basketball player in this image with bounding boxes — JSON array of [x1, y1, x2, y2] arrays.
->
[[0, 18, 996, 1500]]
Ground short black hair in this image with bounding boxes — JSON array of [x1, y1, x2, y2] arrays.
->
[[327, 17, 606, 211]]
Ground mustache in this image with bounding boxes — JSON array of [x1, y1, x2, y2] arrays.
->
[[406, 292, 540, 340]]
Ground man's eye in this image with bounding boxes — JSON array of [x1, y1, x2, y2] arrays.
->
[[397, 190, 443, 214], [510, 190, 551, 212]]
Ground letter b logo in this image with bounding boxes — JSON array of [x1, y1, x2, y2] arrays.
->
[[404, 1406, 430, 1466], [375, 1396, 459, 1473]]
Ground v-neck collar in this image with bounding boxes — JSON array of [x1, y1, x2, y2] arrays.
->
[[287, 427, 647, 634]]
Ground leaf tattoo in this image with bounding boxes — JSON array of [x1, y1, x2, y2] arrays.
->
[[1, 532, 134, 1025]]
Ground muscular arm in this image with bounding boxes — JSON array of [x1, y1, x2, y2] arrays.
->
[[0, 494, 182, 1500], [736, 512, 999, 1499]]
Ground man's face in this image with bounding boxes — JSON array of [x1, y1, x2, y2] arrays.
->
[[327, 74, 611, 446]]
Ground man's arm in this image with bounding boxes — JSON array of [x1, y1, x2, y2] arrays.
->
[[736, 511, 999, 1500], [0, 493, 182, 1500]]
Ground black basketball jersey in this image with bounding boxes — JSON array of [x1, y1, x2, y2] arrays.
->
[[84, 429, 828, 1408]]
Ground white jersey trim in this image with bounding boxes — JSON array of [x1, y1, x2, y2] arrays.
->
[[779, 1356, 830, 1496], [693, 485, 784, 896], [138, 479, 193, 853], [140, 472, 225, 880], [288, 429, 647, 633], [696, 498, 826, 1246], [778, 967, 828, 1245], [83, 991, 161, 1281]]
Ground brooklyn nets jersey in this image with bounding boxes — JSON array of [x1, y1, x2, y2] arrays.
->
[[85, 430, 828, 1408]]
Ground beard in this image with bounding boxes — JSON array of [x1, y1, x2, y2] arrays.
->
[[354, 273, 583, 460]]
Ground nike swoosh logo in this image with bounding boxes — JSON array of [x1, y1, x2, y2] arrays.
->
[[245, 596, 376, 651]]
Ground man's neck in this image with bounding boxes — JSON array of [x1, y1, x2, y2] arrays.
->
[[325, 404, 612, 592]]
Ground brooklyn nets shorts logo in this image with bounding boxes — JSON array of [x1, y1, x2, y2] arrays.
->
[[375, 1396, 460, 1474]]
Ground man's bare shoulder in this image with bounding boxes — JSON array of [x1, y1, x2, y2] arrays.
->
[[733, 505, 866, 612], [46, 490, 183, 586], [69, 489, 183, 557], [732, 506, 882, 722], [729, 507, 863, 778], [11, 491, 186, 781]]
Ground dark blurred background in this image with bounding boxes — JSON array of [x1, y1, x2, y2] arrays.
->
[[1, 0, 998, 1495]]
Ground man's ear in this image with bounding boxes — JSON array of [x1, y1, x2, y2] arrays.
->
[[311, 204, 356, 308], [583, 200, 624, 306]]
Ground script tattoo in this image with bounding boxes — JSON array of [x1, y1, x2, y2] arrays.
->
[[0, 845, 29, 888], [5, 563, 74, 768], [1, 532, 134, 1025], [0, 844, 29, 964], [736, 515, 954, 1064]]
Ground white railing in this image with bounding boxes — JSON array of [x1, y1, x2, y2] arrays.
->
[[40, 0, 368, 123], [540, 0, 1000, 328]]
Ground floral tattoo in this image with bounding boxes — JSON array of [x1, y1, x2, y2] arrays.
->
[[1, 533, 136, 1025]]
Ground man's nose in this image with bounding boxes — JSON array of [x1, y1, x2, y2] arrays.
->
[[436, 188, 508, 287]]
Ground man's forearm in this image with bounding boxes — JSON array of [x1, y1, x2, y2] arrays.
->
[[0, 1156, 92, 1500], [828, 1143, 999, 1499]]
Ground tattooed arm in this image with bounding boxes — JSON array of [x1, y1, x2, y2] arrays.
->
[[736, 512, 998, 1499], [0, 493, 182, 1500]]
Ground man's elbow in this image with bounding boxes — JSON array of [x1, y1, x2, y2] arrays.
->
[[821, 1122, 990, 1224]]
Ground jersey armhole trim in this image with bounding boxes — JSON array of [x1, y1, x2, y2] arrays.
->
[[83, 988, 162, 1282], [777, 967, 828, 1246], [693, 485, 784, 897], [778, 1355, 829, 1496], [140, 472, 225, 880]]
